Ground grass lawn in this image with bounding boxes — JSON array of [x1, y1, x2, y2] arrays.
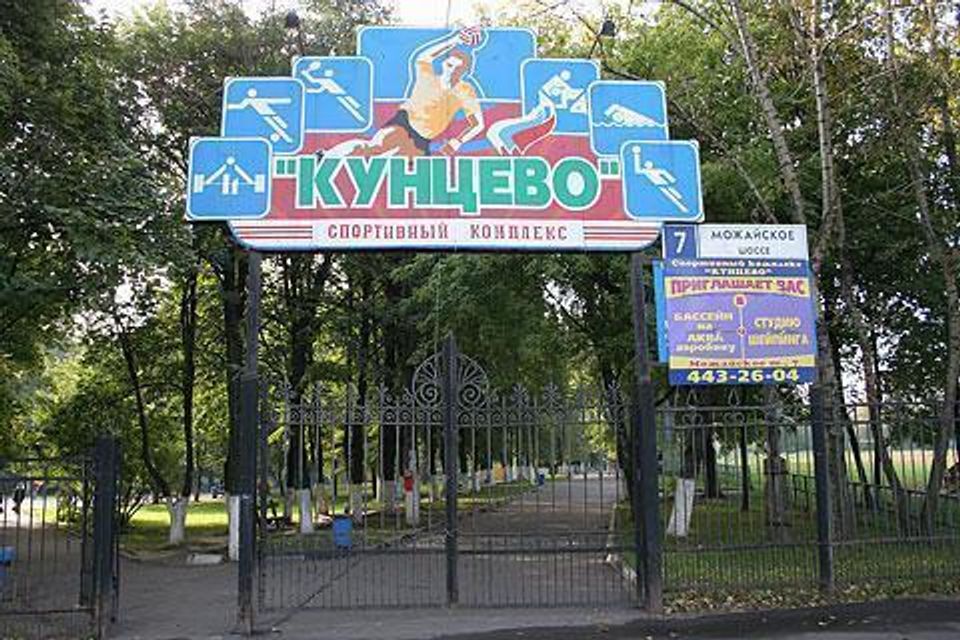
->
[[614, 491, 960, 605], [120, 480, 537, 552], [687, 446, 951, 494], [122, 500, 228, 553]]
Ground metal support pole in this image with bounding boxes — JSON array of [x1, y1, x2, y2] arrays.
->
[[809, 381, 834, 592], [629, 253, 663, 612], [443, 334, 459, 605], [237, 251, 261, 634], [92, 435, 118, 639]]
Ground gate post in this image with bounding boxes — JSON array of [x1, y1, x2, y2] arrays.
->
[[92, 435, 119, 639], [442, 334, 459, 605], [809, 382, 834, 592], [237, 251, 261, 634], [629, 253, 663, 612]]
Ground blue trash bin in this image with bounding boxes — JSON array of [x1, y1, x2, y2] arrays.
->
[[332, 516, 353, 550], [0, 546, 15, 593], [537, 473, 545, 486]]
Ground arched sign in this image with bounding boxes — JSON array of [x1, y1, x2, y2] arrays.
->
[[186, 26, 703, 251]]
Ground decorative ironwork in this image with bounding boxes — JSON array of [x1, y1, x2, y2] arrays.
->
[[412, 349, 491, 410], [255, 352, 960, 613]]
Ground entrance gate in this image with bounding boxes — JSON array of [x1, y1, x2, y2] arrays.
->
[[256, 338, 639, 610]]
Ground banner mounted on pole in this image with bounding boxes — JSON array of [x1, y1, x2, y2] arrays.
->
[[657, 224, 817, 385], [186, 26, 703, 251]]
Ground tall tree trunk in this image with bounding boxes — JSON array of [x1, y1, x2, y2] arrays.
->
[[871, 330, 883, 487], [179, 269, 199, 499], [920, 250, 960, 528], [380, 257, 421, 508], [883, 0, 960, 528], [212, 240, 246, 560], [837, 250, 909, 531], [924, 1, 960, 485], [729, 0, 865, 540], [764, 387, 789, 539], [380, 273, 410, 507], [171, 267, 199, 545], [794, 0, 856, 538], [602, 362, 632, 506], [217, 244, 247, 496], [279, 255, 331, 527], [350, 278, 373, 521], [118, 326, 169, 500], [730, 0, 806, 226], [824, 306, 874, 512], [283, 256, 312, 495], [352, 280, 372, 486], [702, 426, 720, 499]]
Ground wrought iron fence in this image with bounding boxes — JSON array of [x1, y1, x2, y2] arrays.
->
[[656, 392, 960, 596], [0, 437, 119, 639], [256, 345, 638, 610], [252, 340, 959, 613]]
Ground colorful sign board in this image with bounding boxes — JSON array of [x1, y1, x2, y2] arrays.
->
[[186, 26, 704, 251], [657, 224, 817, 385]]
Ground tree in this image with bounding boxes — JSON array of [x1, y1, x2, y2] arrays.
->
[[1, 0, 162, 450]]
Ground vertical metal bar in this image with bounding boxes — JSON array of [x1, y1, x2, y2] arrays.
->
[[112, 444, 122, 624], [92, 436, 118, 639], [486, 403, 493, 493], [629, 253, 663, 612], [79, 457, 92, 608], [379, 391, 386, 532], [443, 335, 459, 605], [237, 251, 261, 634], [810, 382, 834, 592], [740, 424, 750, 512]]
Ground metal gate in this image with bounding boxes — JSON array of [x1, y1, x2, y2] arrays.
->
[[0, 437, 120, 639], [257, 339, 638, 610]]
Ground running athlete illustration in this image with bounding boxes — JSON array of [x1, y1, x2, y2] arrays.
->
[[328, 29, 486, 157], [300, 62, 366, 123], [226, 88, 294, 143]]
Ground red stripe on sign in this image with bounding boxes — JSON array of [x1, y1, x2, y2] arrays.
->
[[585, 235, 658, 241], [239, 240, 312, 245], [585, 232, 659, 237], [233, 226, 312, 232], [583, 230, 658, 238], [237, 229, 312, 234], [237, 232, 312, 238], [240, 233, 313, 240]]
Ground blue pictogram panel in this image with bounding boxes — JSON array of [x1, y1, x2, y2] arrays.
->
[[620, 140, 702, 222], [521, 59, 599, 134], [222, 77, 304, 154], [589, 81, 668, 156], [187, 138, 271, 220], [293, 57, 373, 132]]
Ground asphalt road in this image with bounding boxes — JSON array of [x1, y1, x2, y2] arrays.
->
[[433, 598, 960, 640]]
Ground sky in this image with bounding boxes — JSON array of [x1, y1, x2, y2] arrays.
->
[[85, 0, 622, 26]]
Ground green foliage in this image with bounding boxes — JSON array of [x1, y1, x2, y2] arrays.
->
[[2, 0, 958, 545], [1, 0, 171, 457]]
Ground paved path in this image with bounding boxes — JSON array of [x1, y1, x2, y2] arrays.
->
[[456, 474, 631, 607], [112, 476, 635, 639], [259, 475, 633, 609], [0, 523, 94, 638], [112, 555, 236, 640], [113, 588, 960, 640]]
